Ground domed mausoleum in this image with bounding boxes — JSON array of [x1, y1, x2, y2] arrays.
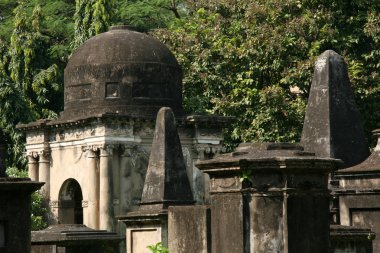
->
[[18, 25, 230, 243], [62, 25, 183, 119]]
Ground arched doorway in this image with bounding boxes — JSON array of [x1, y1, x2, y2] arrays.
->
[[58, 179, 83, 224]]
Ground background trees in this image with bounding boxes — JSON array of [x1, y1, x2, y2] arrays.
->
[[113, 0, 184, 32], [72, 0, 114, 48], [153, 0, 380, 147], [0, 0, 66, 167]]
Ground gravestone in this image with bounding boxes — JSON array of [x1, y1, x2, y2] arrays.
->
[[301, 50, 369, 168], [118, 107, 194, 253], [196, 142, 341, 253]]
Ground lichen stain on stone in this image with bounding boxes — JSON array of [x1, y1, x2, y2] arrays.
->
[[315, 56, 327, 72]]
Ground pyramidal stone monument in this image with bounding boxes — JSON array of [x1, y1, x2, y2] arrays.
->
[[139, 107, 194, 210], [119, 107, 194, 252], [301, 50, 369, 168]]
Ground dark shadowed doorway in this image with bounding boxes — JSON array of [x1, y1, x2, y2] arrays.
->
[[58, 179, 83, 224]]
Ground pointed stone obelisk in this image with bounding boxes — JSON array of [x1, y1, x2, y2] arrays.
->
[[301, 50, 369, 168], [118, 107, 194, 253], [139, 106, 194, 211]]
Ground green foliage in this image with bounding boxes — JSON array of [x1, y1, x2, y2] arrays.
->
[[0, 0, 19, 39], [30, 190, 48, 230], [114, 0, 184, 32], [5, 166, 27, 177], [239, 169, 252, 183], [72, 0, 114, 49], [0, 1, 61, 167], [6, 167, 48, 231], [0, 75, 31, 166], [154, 0, 380, 145], [147, 242, 169, 253]]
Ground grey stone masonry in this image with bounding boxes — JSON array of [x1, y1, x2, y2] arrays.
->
[[197, 142, 341, 253], [118, 107, 195, 252], [330, 225, 375, 253], [17, 26, 232, 236], [301, 50, 369, 168], [61, 25, 184, 120], [31, 224, 122, 253], [168, 206, 210, 253], [139, 107, 194, 211], [335, 129, 380, 252]]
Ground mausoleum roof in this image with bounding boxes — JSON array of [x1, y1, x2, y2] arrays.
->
[[67, 25, 179, 68], [336, 129, 380, 175], [196, 142, 342, 173], [61, 25, 183, 120]]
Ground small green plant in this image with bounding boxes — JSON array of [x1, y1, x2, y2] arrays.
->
[[147, 242, 169, 253], [240, 169, 252, 183]]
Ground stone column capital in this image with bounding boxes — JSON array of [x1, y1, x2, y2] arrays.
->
[[100, 144, 114, 157], [38, 149, 50, 163], [82, 145, 100, 158], [193, 145, 224, 160], [27, 151, 39, 163]]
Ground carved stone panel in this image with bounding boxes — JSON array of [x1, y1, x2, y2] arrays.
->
[[120, 146, 149, 214], [26, 132, 45, 145], [66, 83, 91, 102]]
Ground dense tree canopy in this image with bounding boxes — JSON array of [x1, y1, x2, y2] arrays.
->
[[154, 0, 380, 147], [72, 0, 114, 48], [0, 1, 63, 166], [113, 0, 184, 31]]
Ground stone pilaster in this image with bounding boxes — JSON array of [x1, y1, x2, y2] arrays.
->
[[191, 145, 224, 204], [38, 150, 50, 197], [99, 144, 114, 232], [85, 145, 99, 229], [120, 144, 134, 214], [27, 151, 39, 182]]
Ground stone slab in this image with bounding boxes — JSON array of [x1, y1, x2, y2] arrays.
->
[[168, 205, 210, 253]]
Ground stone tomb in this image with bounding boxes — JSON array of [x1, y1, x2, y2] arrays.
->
[[119, 107, 194, 253], [336, 129, 380, 252], [301, 50, 369, 169], [330, 225, 375, 253], [162, 143, 341, 253], [17, 25, 230, 236]]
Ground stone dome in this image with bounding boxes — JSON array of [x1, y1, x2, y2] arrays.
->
[[61, 25, 183, 119]]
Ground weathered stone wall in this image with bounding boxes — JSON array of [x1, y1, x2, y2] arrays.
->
[[21, 115, 226, 236], [168, 206, 210, 253]]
